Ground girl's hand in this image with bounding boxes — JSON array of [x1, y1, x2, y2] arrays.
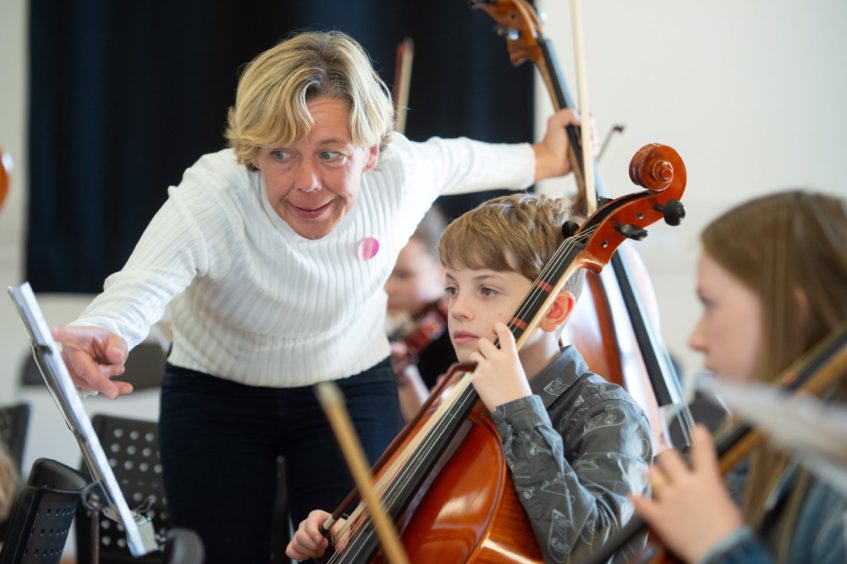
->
[[631, 425, 745, 562]]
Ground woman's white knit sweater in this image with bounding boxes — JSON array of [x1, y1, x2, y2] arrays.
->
[[72, 133, 535, 387]]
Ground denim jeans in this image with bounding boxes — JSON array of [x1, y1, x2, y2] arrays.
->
[[158, 358, 402, 564]]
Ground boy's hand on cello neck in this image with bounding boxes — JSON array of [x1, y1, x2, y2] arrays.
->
[[469, 322, 532, 412], [51, 325, 132, 399]]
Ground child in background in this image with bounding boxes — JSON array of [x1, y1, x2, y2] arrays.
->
[[385, 206, 456, 421], [288, 193, 653, 563]]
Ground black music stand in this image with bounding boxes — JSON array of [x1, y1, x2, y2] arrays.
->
[[7, 283, 160, 558], [75, 415, 166, 564]]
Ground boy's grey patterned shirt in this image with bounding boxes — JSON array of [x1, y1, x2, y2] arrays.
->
[[492, 346, 653, 563]]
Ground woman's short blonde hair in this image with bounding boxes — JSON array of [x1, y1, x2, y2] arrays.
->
[[225, 31, 395, 166], [439, 193, 585, 301]]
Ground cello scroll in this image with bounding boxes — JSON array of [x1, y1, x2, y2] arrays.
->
[[571, 144, 686, 271]]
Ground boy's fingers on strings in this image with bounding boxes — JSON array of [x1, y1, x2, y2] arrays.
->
[[468, 350, 487, 370], [493, 322, 517, 351], [473, 337, 498, 362]]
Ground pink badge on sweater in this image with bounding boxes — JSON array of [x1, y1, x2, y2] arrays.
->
[[357, 237, 379, 261]]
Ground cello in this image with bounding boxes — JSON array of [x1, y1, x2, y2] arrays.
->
[[471, 0, 692, 453], [319, 144, 687, 562]]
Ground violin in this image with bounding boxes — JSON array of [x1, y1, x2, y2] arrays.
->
[[401, 300, 448, 356], [472, 0, 691, 453], [389, 299, 453, 389], [0, 146, 11, 212], [320, 144, 687, 562], [579, 323, 847, 564]]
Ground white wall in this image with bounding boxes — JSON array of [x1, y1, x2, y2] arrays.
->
[[534, 0, 847, 384], [1, 0, 846, 487]]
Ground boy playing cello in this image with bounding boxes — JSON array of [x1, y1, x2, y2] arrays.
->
[[288, 193, 653, 562]]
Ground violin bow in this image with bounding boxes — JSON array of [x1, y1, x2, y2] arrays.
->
[[569, 0, 597, 213], [393, 38, 414, 135], [312, 40, 419, 561]]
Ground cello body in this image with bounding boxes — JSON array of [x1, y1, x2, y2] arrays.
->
[[397, 402, 542, 562]]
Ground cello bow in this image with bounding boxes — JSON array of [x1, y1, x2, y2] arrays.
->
[[392, 37, 414, 135]]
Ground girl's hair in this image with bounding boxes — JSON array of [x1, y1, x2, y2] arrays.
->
[[701, 190, 847, 383], [702, 190, 847, 540], [225, 31, 394, 166], [439, 193, 584, 300]]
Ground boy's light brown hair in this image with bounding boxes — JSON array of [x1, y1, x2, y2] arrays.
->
[[438, 193, 585, 301]]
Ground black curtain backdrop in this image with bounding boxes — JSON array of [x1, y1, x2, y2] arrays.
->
[[28, 0, 533, 292]]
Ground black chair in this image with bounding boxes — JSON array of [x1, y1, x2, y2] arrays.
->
[[0, 458, 87, 564], [0, 403, 32, 543], [75, 415, 166, 564], [0, 403, 31, 472]]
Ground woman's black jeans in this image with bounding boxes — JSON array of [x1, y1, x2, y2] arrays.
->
[[158, 358, 403, 563]]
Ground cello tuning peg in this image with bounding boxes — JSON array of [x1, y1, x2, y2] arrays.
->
[[561, 220, 580, 239], [616, 224, 649, 241], [653, 199, 686, 227], [494, 25, 520, 41]]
